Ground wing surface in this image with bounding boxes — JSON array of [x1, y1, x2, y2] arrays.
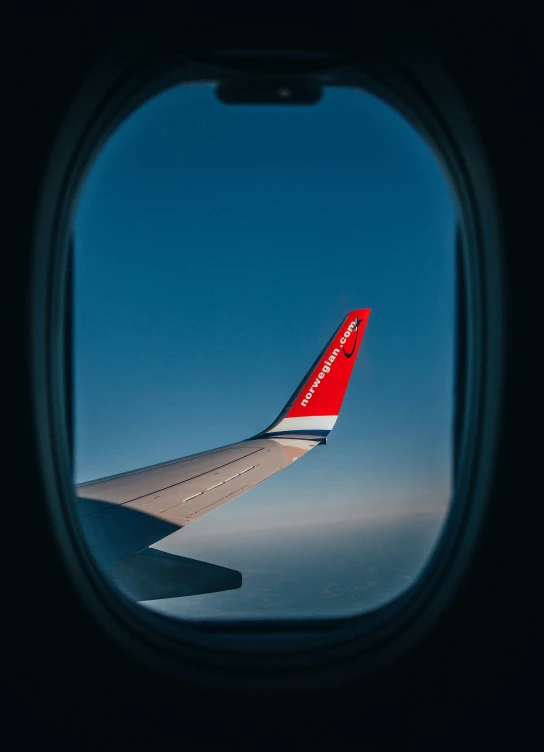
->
[[75, 308, 370, 599]]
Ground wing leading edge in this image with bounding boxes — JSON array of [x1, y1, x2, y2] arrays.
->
[[76, 308, 370, 599]]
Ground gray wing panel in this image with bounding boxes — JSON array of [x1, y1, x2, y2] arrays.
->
[[76, 437, 318, 529], [76, 437, 319, 577], [76, 437, 318, 601], [77, 443, 264, 504]]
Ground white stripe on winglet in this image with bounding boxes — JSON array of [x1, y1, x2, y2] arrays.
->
[[265, 416, 337, 434]]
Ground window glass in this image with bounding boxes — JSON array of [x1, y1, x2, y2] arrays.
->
[[74, 83, 456, 620]]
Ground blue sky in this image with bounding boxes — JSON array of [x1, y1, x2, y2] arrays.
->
[[73, 84, 455, 615]]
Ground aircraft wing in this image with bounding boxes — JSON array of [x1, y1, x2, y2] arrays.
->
[[76, 308, 371, 600]]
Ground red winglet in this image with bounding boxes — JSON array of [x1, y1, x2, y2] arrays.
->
[[285, 308, 371, 419]]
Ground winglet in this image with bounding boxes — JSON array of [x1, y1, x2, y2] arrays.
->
[[258, 308, 371, 440]]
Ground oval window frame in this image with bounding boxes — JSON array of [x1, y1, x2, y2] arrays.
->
[[31, 46, 503, 689]]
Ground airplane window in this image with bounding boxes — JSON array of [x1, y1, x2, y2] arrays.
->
[[73, 82, 456, 623]]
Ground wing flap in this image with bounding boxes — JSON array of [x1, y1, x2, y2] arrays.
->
[[109, 547, 242, 602]]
